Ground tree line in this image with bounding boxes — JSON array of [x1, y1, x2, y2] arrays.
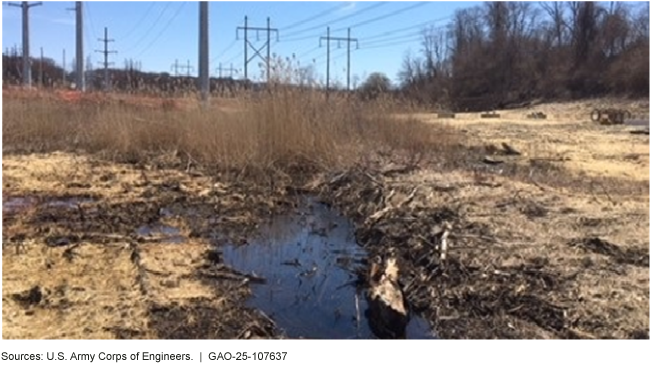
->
[[396, 1, 649, 111]]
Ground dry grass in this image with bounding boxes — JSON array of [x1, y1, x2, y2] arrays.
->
[[2, 241, 148, 339], [2, 88, 457, 181]]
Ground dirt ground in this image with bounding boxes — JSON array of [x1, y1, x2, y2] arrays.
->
[[3, 100, 649, 339]]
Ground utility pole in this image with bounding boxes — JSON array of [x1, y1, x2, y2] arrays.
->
[[199, 1, 209, 108], [39, 46, 43, 87], [216, 63, 238, 78], [62, 48, 66, 85], [86, 54, 93, 90], [67, 1, 84, 91], [320, 27, 358, 94], [266, 17, 271, 82], [320, 27, 330, 96], [179, 60, 194, 77], [237, 16, 278, 83], [8, 1, 43, 87], [95, 27, 117, 91], [186, 59, 193, 77], [171, 59, 181, 76]]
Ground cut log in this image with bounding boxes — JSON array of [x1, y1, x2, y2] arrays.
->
[[481, 112, 501, 118], [437, 112, 456, 119], [366, 257, 409, 339]]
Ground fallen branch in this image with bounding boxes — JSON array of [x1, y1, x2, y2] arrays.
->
[[529, 157, 571, 162], [440, 225, 450, 262], [199, 270, 267, 284], [629, 129, 649, 135], [365, 187, 418, 226], [501, 142, 521, 156]]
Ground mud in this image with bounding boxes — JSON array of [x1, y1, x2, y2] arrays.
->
[[3, 126, 648, 340], [3, 195, 96, 216], [309, 168, 649, 339]]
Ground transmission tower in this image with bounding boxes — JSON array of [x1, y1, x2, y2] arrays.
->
[[320, 27, 358, 94], [237, 16, 278, 82], [95, 27, 117, 91], [216, 63, 238, 78]]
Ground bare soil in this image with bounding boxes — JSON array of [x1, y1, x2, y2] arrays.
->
[[3, 100, 649, 339]]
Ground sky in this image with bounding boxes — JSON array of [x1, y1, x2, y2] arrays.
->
[[2, 1, 482, 85]]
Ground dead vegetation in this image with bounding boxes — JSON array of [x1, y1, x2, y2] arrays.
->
[[2, 89, 649, 339], [2, 89, 455, 181]]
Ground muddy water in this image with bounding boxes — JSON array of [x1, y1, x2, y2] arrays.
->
[[2, 195, 95, 215], [221, 199, 435, 339], [2, 196, 39, 214], [135, 224, 185, 244]]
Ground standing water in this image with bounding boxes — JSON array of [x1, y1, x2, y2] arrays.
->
[[221, 199, 435, 339]]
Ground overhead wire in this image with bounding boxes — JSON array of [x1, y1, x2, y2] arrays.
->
[[134, 2, 187, 59], [362, 31, 423, 47], [116, 2, 158, 40], [85, 3, 98, 38], [211, 39, 237, 64], [358, 37, 422, 51], [331, 2, 432, 33], [358, 12, 481, 50], [281, 2, 388, 42], [121, 2, 173, 55], [82, 4, 95, 68], [360, 16, 453, 41], [222, 49, 243, 65], [294, 45, 320, 60], [280, 2, 347, 32]]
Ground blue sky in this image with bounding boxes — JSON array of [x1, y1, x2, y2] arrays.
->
[[2, 1, 481, 84]]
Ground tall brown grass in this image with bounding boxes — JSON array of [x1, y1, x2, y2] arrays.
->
[[2, 87, 461, 180]]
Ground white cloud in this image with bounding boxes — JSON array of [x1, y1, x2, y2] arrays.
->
[[340, 2, 357, 13], [49, 17, 75, 26], [31, 14, 74, 27]]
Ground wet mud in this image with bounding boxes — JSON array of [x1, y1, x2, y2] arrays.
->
[[3, 152, 648, 339]]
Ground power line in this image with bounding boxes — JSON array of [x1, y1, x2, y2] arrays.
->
[[294, 45, 320, 60], [280, 2, 346, 31], [222, 49, 243, 65], [332, 2, 432, 32], [358, 37, 422, 51], [363, 16, 452, 41], [82, 3, 94, 60], [122, 2, 172, 54], [282, 2, 388, 41], [357, 16, 457, 49], [85, 2, 98, 38], [134, 2, 187, 59], [210, 39, 237, 64], [363, 31, 422, 47], [116, 2, 157, 39]]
